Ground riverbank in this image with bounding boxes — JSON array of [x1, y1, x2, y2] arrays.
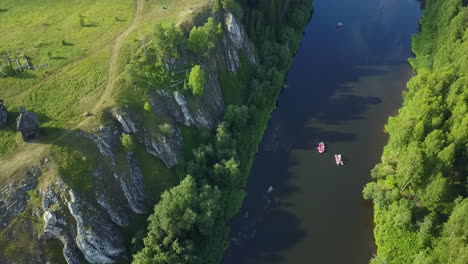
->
[[364, 0, 468, 262]]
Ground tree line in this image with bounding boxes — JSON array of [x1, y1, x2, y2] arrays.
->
[[364, 0, 468, 263]]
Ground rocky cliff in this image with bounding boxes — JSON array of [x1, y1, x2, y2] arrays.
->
[[113, 11, 256, 168], [0, 9, 256, 264]]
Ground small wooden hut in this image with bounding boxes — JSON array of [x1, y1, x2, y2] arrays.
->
[[16, 106, 40, 141]]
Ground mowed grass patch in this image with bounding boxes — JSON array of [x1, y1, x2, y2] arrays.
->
[[0, 0, 134, 98], [0, 50, 109, 158], [17, 50, 109, 128]]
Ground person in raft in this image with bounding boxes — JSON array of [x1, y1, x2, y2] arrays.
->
[[334, 154, 344, 165], [317, 142, 325, 153]]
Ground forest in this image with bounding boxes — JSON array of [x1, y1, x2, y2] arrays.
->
[[129, 0, 313, 263], [363, 0, 468, 263]]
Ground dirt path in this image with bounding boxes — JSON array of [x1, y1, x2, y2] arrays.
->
[[89, 0, 145, 115], [0, 0, 145, 179]]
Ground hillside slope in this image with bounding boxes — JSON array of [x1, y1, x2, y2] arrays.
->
[[0, 0, 257, 262]]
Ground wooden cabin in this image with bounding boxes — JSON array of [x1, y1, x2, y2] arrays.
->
[[16, 106, 40, 141]]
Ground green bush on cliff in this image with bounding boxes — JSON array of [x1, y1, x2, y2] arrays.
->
[[187, 65, 206, 96], [121, 133, 135, 152], [188, 17, 223, 55], [153, 23, 185, 58], [223, 0, 242, 19]]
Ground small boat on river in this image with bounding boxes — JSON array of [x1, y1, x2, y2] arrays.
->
[[335, 154, 344, 165], [317, 142, 325, 154], [336, 22, 344, 28]]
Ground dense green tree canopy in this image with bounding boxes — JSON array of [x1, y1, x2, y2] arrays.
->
[[133, 176, 225, 264], [154, 23, 185, 58], [365, 1, 468, 263], [188, 17, 223, 55]]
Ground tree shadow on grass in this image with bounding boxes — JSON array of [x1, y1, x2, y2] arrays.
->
[[9, 71, 37, 80], [82, 23, 100, 28], [61, 41, 75, 46], [51, 56, 67, 60]]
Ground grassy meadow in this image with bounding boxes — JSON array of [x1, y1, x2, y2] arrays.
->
[[0, 0, 136, 158]]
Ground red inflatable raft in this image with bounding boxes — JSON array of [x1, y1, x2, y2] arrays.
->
[[317, 142, 325, 154]]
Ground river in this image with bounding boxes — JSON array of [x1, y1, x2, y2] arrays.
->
[[221, 0, 422, 263]]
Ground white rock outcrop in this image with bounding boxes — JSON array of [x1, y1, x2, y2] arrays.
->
[[42, 185, 81, 264], [68, 190, 125, 264], [143, 127, 183, 168], [113, 152, 147, 213], [113, 111, 138, 134]]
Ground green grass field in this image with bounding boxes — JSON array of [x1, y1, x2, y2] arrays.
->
[[0, 0, 134, 97], [0, 0, 135, 158]]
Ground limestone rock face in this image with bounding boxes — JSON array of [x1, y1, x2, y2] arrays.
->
[[96, 192, 129, 227], [42, 180, 126, 264], [225, 12, 244, 49], [94, 167, 130, 227], [42, 185, 81, 264], [223, 12, 257, 68], [67, 190, 125, 264], [114, 152, 148, 213], [112, 110, 138, 134], [142, 127, 183, 168], [82, 126, 119, 166], [0, 166, 41, 229]]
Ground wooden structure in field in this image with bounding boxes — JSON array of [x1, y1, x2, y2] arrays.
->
[[16, 106, 40, 141], [1, 52, 31, 72]]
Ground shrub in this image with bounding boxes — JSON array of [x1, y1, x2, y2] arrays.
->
[[223, 0, 242, 19], [187, 17, 222, 55], [154, 23, 184, 58], [158, 123, 172, 135], [213, 0, 222, 13], [143, 101, 151, 112], [1, 65, 15, 76], [187, 65, 206, 96], [121, 133, 135, 151]]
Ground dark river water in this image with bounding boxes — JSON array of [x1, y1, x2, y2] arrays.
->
[[221, 0, 422, 263]]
